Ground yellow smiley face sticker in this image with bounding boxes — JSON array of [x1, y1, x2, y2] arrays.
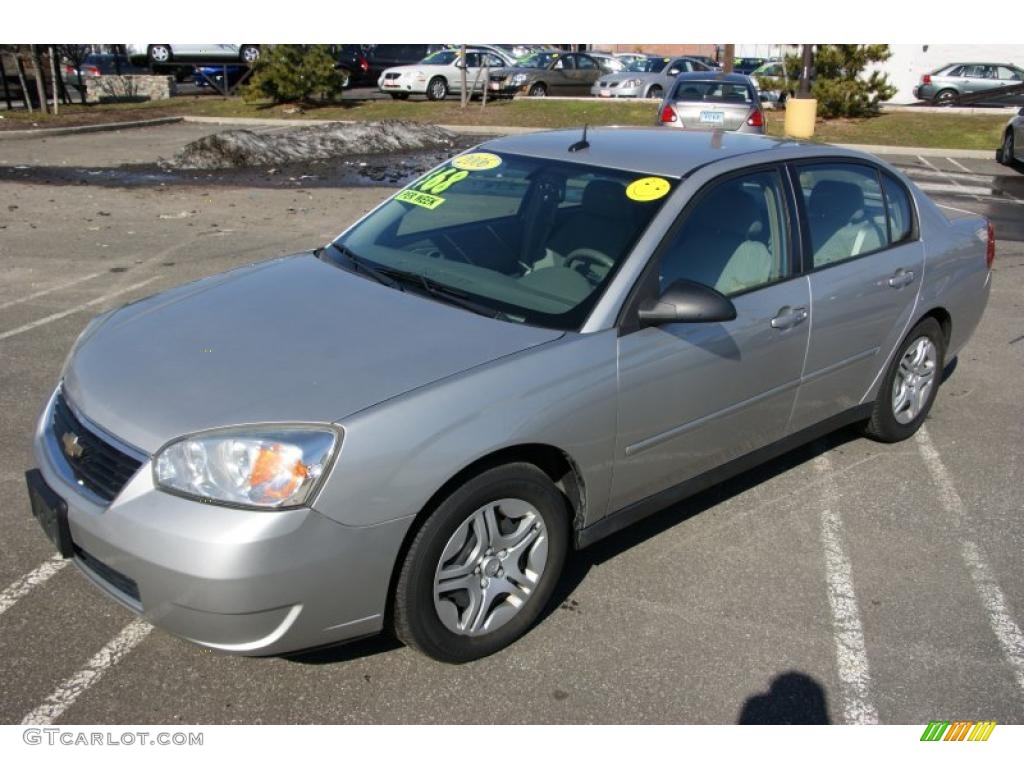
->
[[626, 176, 671, 202], [452, 152, 503, 171]]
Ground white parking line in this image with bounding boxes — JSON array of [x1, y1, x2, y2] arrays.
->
[[813, 453, 880, 724], [916, 428, 1024, 696], [946, 157, 974, 174], [0, 556, 68, 618], [21, 618, 153, 725], [0, 277, 158, 342], [0, 272, 103, 311], [916, 155, 985, 203]]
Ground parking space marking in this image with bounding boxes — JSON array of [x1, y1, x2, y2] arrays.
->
[[21, 618, 152, 725], [916, 428, 1024, 697], [915, 155, 985, 203], [0, 556, 68, 618], [814, 452, 880, 724], [0, 272, 103, 312], [946, 157, 974, 174], [0, 277, 158, 342]]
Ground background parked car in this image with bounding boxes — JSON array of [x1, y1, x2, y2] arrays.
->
[[126, 44, 261, 66], [751, 60, 793, 107], [363, 44, 450, 84], [588, 51, 625, 74], [331, 44, 371, 88], [489, 50, 605, 97], [998, 107, 1024, 169], [592, 55, 711, 100], [658, 72, 765, 133], [612, 52, 649, 69], [731, 57, 767, 75], [62, 53, 147, 83], [914, 62, 1024, 106], [193, 64, 247, 90], [379, 47, 513, 100]]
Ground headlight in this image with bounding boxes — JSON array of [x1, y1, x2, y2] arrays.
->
[[154, 426, 339, 509], [511, 73, 528, 85], [622, 79, 642, 88]]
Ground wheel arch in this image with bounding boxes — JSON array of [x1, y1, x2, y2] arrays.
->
[[918, 306, 952, 347], [382, 443, 586, 628]]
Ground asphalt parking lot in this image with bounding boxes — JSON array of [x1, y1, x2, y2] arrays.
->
[[0, 123, 1022, 724]]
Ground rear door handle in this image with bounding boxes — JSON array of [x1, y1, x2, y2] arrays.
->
[[888, 269, 915, 289], [770, 306, 809, 330]]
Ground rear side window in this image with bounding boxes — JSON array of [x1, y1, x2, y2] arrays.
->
[[798, 163, 888, 267], [881, 174, 914, 244], [659, 169, 790, 297]]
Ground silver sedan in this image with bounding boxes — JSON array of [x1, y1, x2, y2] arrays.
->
[[591, 55, 709, 99], [29, 129, 992, 662], [999, 106, 1024, 168], [658, 71, 766, 133]]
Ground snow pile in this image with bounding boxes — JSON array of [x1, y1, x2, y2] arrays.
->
[[169, 121, 459, 170]]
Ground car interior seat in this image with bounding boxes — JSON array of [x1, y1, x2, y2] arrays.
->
[[807, 180, 885, 265]]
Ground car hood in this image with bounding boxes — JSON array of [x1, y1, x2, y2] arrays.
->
[[63, 253, 563, 453], [381, 65, 432, 76]]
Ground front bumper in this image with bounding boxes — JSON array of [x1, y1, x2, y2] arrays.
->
[[31, 388, 412, 655], [591, 85, 644, 98]]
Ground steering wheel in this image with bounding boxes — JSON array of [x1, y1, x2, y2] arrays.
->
[[565, 248, 614, 281]]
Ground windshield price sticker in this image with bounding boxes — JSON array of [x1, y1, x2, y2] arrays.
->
[[626, 176, 671, 202], [452, 152, 503, 171], [395, 189, 446, 210]]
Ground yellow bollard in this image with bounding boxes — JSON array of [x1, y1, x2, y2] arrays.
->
[[784, 97, 817, 139]]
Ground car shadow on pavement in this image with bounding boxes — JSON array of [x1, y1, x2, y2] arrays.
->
[[287, 425, 864, 666], [737, 671, 832, 724]]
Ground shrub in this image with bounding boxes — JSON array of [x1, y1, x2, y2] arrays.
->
[[243, 45, 346, 104]]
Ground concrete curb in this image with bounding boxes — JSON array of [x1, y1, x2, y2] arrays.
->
[[0, 116, 183, 140]]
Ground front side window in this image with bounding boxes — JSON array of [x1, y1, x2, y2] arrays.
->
[[626, 57, 667, 73], [518, 52, 559, 69], [333, 153, 678, 330], [659, 170, 790, 297], [422, 50, 458, 66], [798, 163, 889, 267], [575, 55, 598, 70]]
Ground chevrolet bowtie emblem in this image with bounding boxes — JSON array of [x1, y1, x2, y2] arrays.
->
[[61, 431, 85, 459]]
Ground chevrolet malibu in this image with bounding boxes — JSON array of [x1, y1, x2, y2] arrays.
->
[[28, 129, 993, 663]]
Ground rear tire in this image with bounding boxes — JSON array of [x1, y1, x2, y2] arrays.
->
[[147, 45, 171, 65], [863, 318, 945, 443], [1000, 130, 1016, 166], [393, 463, 569, 663], [528, 82, 547, 97], [239, 45, 260, 64], [933, 88, 958, 106], [646, 85, 663, 99]]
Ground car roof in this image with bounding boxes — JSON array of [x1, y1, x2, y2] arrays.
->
[[478, 127, 803, 177], [673, 71, 753, 84]]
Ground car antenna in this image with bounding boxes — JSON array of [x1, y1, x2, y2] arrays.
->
[[568, 124, 589, 152]]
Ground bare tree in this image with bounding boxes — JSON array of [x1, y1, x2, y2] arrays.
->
[[57, 44, 91, 104], [29, 45, 49, 114]]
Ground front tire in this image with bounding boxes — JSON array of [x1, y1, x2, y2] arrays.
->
[[239, 45, 260, 64], [646, 85, 663, 99], [863, 318, 945, 443], [148, 44, 172, 65], [426, 76, 448, 101], [1000, 130, 1015, 166], [393, 463, 569, 663]]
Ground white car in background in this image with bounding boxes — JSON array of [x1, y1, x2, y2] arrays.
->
[[125, 44, 261, 66], [378, 47, 513, 100]]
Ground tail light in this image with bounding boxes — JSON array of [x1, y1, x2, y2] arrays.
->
[[986, 220, 995, 269], [359, 55, 368, 72], [660, 104, 677, 123], [84, 65, 101, 76], [747, 109, 765, 127], [64, 65, 75, 75], [922, 74, 932, 84]]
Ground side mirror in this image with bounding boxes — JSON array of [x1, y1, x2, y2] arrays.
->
[[668, 68, 680, 76], [637, 279, 737, 326]]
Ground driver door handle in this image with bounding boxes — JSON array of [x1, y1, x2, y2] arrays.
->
[[770, 306, 808, 330], [888, 269, 915, 289]]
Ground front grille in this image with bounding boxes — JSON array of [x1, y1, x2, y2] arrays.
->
[[52, 392, 143, 502], [75, 545, 141, 603], [384, 72, 400, 80]]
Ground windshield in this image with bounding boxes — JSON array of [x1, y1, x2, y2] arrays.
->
[[517, 52, 559, 69], [673, 80, 754, 103], [421, 50, 458, 66], [331, 151, 677, 330], [625, 57, 668, 73]]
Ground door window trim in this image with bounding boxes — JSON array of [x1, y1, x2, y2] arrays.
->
[[616, 162, 800, 335], [786, 157, 921, 276]]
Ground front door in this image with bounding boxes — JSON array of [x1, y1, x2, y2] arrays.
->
[[788, 161, 925, 432], [611, 166, 809, 512]]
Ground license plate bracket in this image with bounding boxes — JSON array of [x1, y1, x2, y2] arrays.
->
[[26, 469, 73, 557]]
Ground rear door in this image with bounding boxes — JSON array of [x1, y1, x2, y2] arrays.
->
[[572, 54, 603, 92], [787, 160, 924, 432], [611, 166, 808, 511]]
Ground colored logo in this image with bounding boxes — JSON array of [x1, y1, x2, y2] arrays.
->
[[920, 721, 996, 742], [626, 176, 671, 202], [451, 152, 502, 171]]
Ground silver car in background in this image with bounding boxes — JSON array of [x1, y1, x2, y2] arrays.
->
[[658, 71, 766, 133], [998, 106, 1024, 168], [592, 55, 710, 100], [28, 129, 992, 663]]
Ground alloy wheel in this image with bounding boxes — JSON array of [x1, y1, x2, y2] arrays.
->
[[149, 45, 170, 64], [433, 498, 548, 637], [891, 337, 937, 424]]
